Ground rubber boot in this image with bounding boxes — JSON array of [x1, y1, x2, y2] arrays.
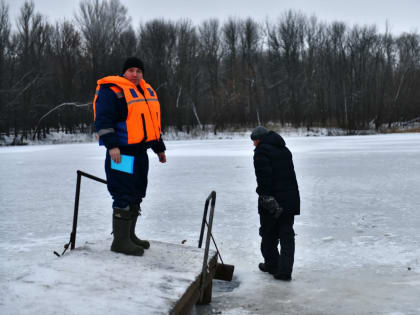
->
[[111, 207, 144, 256], [130, 205, 150, 249]]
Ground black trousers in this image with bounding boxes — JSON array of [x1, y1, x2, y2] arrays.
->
[[105, 147, 149, 209], [259, 211, 295, 275]]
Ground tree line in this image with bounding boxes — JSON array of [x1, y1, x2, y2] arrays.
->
[[1, 0, 419, 141]]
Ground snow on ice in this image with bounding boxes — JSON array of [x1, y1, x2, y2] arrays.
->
[[2, 238, 215, 315], [1, 133, 420, 314]]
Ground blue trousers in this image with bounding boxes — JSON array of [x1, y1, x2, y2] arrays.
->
[[105, 147, 149, 208]]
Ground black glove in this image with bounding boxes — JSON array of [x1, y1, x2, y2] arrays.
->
[[258, 195, 283, 218]]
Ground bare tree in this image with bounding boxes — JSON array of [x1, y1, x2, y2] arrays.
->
[[12, 1, 51, 139], [301, 16, 326, 127], [374, 25, 395, 130], [51, 21, 81, 99], [324, 22, 348, 128], [393, 33, 420, 124], [266, 11, 306, 126], [198, 19, 223, 133], [345, 25, 378, 130], [173, 19, 200, 131], [45, 20, 85, 136], [116, 28, 137, 58], [239, 18, 261, 124], [2, 5, 420, 140], [221, 18, 242, 125], [138, 19, 177, 128], [76, 0, 131, 83], [0, 0, 10, 134]]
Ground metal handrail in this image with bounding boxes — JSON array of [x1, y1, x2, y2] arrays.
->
[[54, 170, 107, 257], [198, 191, 216, 303]]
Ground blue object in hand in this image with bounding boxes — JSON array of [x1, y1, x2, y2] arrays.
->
[[111, 154, 134, 174]]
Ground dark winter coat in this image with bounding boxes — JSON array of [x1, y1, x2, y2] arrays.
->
[[253, 131, 300, 215]]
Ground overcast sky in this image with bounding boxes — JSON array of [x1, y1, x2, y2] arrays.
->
[[5, 0, 420, 35]]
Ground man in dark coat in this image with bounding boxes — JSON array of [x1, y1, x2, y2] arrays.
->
[[251, 126, 300, 281]]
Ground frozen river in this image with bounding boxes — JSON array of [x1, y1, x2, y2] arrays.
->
[[1, 133, 420, 314]]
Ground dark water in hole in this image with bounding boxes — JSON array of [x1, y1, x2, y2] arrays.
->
[[192, 276, 241, 314], [213, 276, 240, 293]]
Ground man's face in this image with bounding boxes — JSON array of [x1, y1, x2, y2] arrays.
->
[[253, 139, 260, 147], [123, 67, 143, 85]]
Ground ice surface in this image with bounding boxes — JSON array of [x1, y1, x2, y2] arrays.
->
[[1, 238, 215, 315], [1, 133, 420, 314]]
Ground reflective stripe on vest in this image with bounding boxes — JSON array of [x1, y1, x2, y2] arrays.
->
[[93, 76, 162, 144]]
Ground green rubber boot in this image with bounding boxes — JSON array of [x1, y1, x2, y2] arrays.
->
[[130, 205, 150, 249], [111, 207, 144, 256]]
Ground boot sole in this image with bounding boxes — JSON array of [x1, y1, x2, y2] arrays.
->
[[111, 245, 144, 256], [273, 274, 292, 281], [258, 263, 277, 274]]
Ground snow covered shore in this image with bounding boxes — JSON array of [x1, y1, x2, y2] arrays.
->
[[2, 123, 419, 146]]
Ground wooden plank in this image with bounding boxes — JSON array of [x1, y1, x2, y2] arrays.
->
[[170, 253, 218, 315]]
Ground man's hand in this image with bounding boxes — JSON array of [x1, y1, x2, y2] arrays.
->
[[109, 147, 121, 163], [258, 195, 283, 218], [157, 152, 166, 163]]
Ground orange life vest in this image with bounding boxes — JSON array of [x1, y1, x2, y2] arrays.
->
[[93, 76, 162, 145]]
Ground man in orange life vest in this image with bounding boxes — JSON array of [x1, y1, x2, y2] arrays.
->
[[93, 57, 166, 256]]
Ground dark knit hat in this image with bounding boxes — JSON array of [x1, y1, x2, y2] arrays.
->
[[122, 57, 145, 74], [250, 126, 269, 140]]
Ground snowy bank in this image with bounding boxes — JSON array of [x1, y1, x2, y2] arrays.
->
[[2, 122, 419, 146], [1, 239, 216, 315]]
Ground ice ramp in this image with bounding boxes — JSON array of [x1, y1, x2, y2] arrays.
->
[[7, 239, 217, 315]]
